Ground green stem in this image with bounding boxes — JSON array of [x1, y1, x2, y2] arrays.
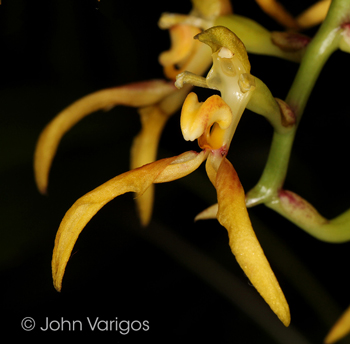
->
[[246, 130, 295, 207], [286, 0, 347, 117], [246, 0, 349, 207], [267, 190, 350, 243], [246, 0, 350, 242]]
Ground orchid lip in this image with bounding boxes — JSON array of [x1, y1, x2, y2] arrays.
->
[[180, 92, 233, 150]]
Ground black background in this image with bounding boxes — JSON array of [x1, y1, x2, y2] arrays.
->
[[1, 0, 350, 342]]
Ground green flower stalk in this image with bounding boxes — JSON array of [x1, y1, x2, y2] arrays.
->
[[246, 0, 350, 244]]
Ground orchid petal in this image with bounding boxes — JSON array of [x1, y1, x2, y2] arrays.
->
[[158, 13, 197, 29], [296, 0, 331, 30], [325, 305, 350, 344], [130, 105, 170, 226], [180, 92, 233, 150], [159, 24, 202, 80], [52, 156, 175, 292], [194, 203, 218, 221], [213, 155, 290, 326], [34, 80, 175, 194], [255, 0, 299, 30], [130, 85, 202, 226], [191, 0, 232, 20], [154, 150, 208, 183], [52, 151, 207, 291]]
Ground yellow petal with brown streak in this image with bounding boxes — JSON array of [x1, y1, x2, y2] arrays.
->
[[52, 150, 207, 292], [130, 89, 205, 226], [34, 80, 175, 194], [214, 156, 290, 326], [154, 150, 208, 184], [130, 105, 170, 226]]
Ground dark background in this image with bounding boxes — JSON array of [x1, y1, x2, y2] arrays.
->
[[1, 0, 350, 342]]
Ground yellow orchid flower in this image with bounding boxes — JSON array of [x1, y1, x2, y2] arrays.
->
[[51, 25, 290, 328], [34, 0, 233, 226], [34, 0, 306, 227]]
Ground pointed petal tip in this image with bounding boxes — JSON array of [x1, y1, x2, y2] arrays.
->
[[194, 203, 218, 221], [54, 284, 62, 293], [138, 213, 151, 227], [38, 184, 48, 196], [50, 154, 185, 292], [52, 269, 63, 292], [34, 157, 49, 195], [134, 187, 154, 228], [324, 305, 350, 344], [193, 214, 202, 222], [280, 311, 291, 327], [214, 157, 291, 327]]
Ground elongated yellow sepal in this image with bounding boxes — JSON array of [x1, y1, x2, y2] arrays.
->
[[34, 80, 175, 194], [255, 0, 299, 30], [213, 155, 290, 326], [296, 0, 331, 29], [52, 150, 207, 291], [130, 105, 170, 226], [325, 305, 350, 344]]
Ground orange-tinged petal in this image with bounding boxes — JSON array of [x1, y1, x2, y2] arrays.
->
[[52, 156, 176, 292], [131, 101, 208, 225], [159, 24, 200, 67], [180, 92, 232, 150], [255, 0, 299, 30], [154, 150, 208, 183], [34, 80, 175, 194], [52, 151, 206, 291], [214, 155, 290, 326], [130, 84, 198, 226], [325, 305, 350, 344], [130, 105, 170, 226], [205, 153, 219, 185], [159, 24, 202, 80]]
